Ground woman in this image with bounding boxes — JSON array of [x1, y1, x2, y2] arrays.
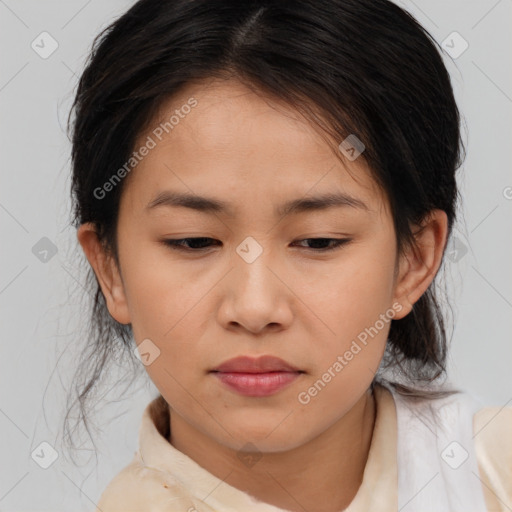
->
[[67, 0, 512, 510]]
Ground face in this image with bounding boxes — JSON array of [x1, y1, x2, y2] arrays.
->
[[84, 78, 416, 452]]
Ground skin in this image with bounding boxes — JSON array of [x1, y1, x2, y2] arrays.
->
[[78, 78, 448, 512]]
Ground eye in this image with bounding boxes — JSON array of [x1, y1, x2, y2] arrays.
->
[[161, 237, 351, 253], [162, 237, 219, 251], [291, 238, 352, 252]]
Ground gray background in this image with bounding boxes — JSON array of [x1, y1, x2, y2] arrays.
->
[[1, 0, 511, 510]]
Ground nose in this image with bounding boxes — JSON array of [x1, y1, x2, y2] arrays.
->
[[217, 239, 293, 334]]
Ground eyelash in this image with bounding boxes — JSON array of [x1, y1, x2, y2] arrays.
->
[[161, 237, 352, 253]]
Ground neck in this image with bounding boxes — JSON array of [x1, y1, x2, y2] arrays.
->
[[168, 386, 377, 512]]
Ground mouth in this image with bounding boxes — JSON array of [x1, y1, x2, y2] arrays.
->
[[209, 355, 305, 397]]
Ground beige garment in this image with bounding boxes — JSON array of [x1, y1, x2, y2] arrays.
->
[[94, 384, 512, 512]]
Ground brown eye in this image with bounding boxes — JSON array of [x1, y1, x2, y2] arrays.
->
[[291, 238, 352, 252], [162, 237, 220, 251]]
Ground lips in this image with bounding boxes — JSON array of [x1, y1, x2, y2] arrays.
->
[[210, 355, 304, 397], [211, 355, 303, 374]]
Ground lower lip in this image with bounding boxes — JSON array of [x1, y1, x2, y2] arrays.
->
[[211, 371, 302, 397]]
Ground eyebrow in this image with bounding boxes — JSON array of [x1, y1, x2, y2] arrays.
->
[[145, 190, 369, 217]]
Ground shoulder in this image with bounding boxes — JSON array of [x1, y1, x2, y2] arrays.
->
[[473, 405, 512, 511], [94, 455, 211, 512], [474, 405, 512, 468]]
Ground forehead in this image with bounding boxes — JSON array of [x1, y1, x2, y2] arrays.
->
[[123, 78, 388, 218]]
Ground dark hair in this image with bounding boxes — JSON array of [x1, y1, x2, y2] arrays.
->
[[65, 0, 466, 455]]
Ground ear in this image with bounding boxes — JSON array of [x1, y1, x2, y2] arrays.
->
[[391, 209, 448, 320], [76, 223, 131, 325]]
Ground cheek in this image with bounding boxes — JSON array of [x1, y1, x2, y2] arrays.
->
[[300, 249, 396, 336], [120, 242, 201, 338], [296, 248, 396, 389]]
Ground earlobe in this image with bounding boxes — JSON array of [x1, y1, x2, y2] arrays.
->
[[391, 210, 448, 320], [76, 223, 131, 325]]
